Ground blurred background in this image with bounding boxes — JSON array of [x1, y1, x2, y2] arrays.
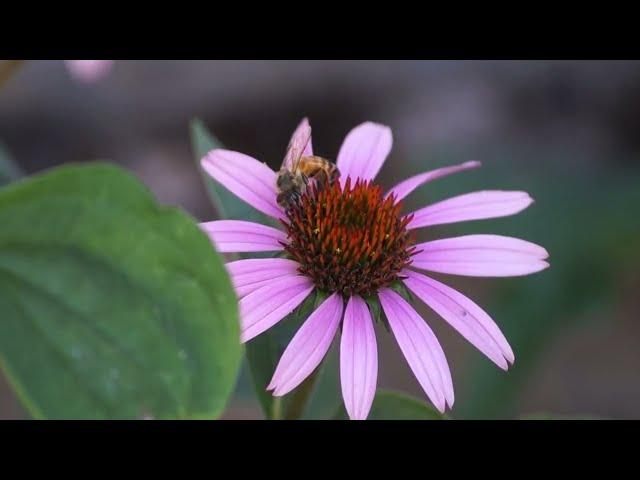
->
[[1, 60, 639, 419]]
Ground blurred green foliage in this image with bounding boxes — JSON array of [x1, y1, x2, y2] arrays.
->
[[402, 146, 640, 419]]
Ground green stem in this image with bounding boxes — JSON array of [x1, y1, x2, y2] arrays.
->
[[0, 60, 24, 89], [282, 368, 321, 420], [271, 396, 283, 420]]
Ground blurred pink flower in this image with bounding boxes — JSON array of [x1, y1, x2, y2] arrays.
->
[[200, 119, 549, 419], [64, 60, 113, 83]]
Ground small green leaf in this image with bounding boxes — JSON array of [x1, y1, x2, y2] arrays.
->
[[0, 142, 23, 186], [0, 163, 242, 419], [191, 118, 315, 418], [333, 389, 448, 420], [390, 280, 413, 303], [365, 296, 390, 333]]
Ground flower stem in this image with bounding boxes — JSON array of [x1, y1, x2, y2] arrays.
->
[[282, 368, 321, 420], [0, 60, 24, 89], [271, 397, 283, 420]]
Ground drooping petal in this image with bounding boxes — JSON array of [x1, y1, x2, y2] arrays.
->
[[65, 60, 114, 83], [378, 289, 454, 412], [340, 296, 378, 420], [403, 269, 514, 369], [201, 149, 283, 219], [411, 234, 549, 277], [337, 122, 393, 186], [408, 190, 534, 229], [268, 293, 344, 396], [199, 220, 287, 253], [386, 161, 481, 203], [225, 258, 300, 298], [282, 118, 313, 170], [239, 276, 314, 342]]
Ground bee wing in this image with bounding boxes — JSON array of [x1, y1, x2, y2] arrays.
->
[[283, 118, 312, 172]]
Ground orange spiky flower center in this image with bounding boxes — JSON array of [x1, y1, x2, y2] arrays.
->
[[281, 177, 416, 297]]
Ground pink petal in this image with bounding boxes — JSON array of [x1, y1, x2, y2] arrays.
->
[[411, 234, 550, 277], [199, 220, 287, 253], [282, 118, 313, 170], [65, 60, 113, 83], [379, 289, 454, 412], [386, 161, 481, 203], [337, 122, 393, 187], [239, 276, 314, 342], [201, 149, 283, 219], [340, 295, 378, 420], [225, 258, 301, 298], [408, 190, 534, 229], [403, 269, 514, 369], [268, 293, 344, 396]]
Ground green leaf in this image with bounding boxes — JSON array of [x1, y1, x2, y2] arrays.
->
[[0, 163, 242, 419], [333, 389, 448, 420], [390, 279, 413, 302], [190, 118, 267, 223], [0, 142, 23, 186]]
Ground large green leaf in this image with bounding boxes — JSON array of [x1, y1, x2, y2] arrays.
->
[[0, 142, 23, 187], [0, 163, 242, 419], [333, 390, 447, 420]]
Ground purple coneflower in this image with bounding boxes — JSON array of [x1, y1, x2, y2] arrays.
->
[[64, 60, 113, 83], [200, 119, 549, 419]]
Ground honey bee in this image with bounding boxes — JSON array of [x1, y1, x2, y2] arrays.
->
[[276, 120, 340, 209]]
